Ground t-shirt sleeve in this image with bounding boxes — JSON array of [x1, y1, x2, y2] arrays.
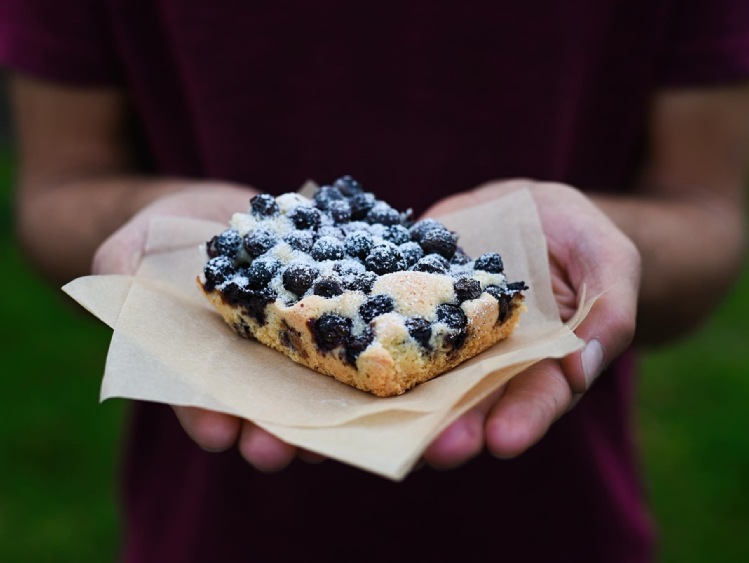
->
[[659, 0, 749, 87], [0, 0, 121, 85]]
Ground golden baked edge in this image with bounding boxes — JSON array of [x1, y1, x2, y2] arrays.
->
[[198, 278, 526, 397]]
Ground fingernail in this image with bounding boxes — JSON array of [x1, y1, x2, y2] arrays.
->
[[582, 338, 605, 388]]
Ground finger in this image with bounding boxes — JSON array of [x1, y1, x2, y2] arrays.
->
[[485, 359, 572, 458], [421, 179, 532, 219], [237, 421, 297, 472], [561, 277, 638, 393], [172, 405, 241, 452], [91, 224, 147, 276], [423, 386, 505, 469], [547, 188, 641, 392], [90, 184, 256, 276]]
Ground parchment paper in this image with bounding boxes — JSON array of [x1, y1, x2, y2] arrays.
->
[[63, 188, 586, 480]]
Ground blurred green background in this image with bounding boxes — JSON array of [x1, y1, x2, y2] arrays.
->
[[1, 77, 748, 562]]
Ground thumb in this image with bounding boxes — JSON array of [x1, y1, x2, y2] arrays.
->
[[91, 216, 150, 275], [561, 280, 639, 393]]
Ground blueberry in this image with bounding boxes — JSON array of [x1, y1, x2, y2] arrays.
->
[[484, 285, 503, 300], [333, 175, 364, 196], [412, 254, 450, 274], [313, 185, 345, 210], [507, 281, 529, 293], [399, 242, 424, 267], [317, 225, 345, 240], [344, 328, 374, 365], [311, 236, 345, 261], [365, 244, 407, 275], [451, 248, 471, 265], [400, 208, 414, 226], [342, 220, 370, 235], [436, 303, 468, 329], [333, 260, 366, 278], [486, 281, 529, 323], [313, 277, 344, 298], [454, 278, 482, 302], [474, 252, 504, 273], [409, 218, 443, 243], [284, 230, 315, 253], [405, 317, 432, 349], [419, 228, 457, 259], [311, 314, 352, 351], [203, 255, 234, 291], [344, 271, 377, 294], [345, 231, 375, 260], [245, 256, 281, 287], [359, 294, 395, 323], [349, 192, 377, 220], [328, 199, 352, 224], [223, 283, 277, 325], [243, 229, 277, 258], [289, 206, 322, 230], [242, 287, 277, 325], [383, 225, 411, 245], [366, 202, 402, 226], [485, 285, 512, 323], [443, 328, 468, 351], [436, 303, 469, 350], [250, 193, 280, 218], [206, 229, 243, 258], [282, 263, 320, 296], [334, 262, 370, 292], [220, 280, 250, 305]]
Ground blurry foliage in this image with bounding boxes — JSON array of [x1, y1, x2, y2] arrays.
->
[[638, 259, 749, 563], [0, 146, 124, 561]]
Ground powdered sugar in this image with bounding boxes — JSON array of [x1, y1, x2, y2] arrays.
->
[[203, 177, 524, 359]]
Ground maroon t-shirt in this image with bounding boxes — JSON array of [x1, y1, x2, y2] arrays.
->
[[3, 2, 749, 561]]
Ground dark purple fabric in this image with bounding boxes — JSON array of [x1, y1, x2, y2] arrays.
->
[[3, 1, 749, 561], [121, 354, 651, 563]]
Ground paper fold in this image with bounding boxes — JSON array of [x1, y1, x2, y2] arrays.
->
[[63, 188, 587, 480]]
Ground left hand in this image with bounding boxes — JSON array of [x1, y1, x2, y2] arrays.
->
[[419, 179, 641, 468]]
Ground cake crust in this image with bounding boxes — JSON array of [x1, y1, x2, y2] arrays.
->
[[198, 178, 527, 397], [199, 276, 525, 397]]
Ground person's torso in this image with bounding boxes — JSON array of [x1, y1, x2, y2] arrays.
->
[[109, 0, 672, 211]]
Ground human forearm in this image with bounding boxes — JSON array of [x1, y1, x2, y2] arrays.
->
[[594, 85, 749, 345], [16, 176, 256, 284], [593, 192, 746, 346], [10, 74, 258, 284], [17, 176, 177, 283]]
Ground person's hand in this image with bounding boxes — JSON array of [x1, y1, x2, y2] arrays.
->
[[92, 184, 324, 471], [94, 179, 640, 473], [419, 179, 641, 468]]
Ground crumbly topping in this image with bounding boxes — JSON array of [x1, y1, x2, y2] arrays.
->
[[202, 176, 527, 361]]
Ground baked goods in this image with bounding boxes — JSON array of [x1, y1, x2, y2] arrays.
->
[[198, 177, 527, 397]]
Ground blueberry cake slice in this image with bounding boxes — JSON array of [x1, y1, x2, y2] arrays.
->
[[198, 176, 527, 397]]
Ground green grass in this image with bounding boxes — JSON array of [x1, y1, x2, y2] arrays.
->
[[0, 147, 123, 562], [638, 265, 749, 563], [1, 141, 748, 561]]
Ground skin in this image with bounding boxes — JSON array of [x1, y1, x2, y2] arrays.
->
[[10, 74, 749, 471]]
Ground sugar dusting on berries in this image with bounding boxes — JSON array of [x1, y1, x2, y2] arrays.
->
[[203, 176, 526, 357]]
